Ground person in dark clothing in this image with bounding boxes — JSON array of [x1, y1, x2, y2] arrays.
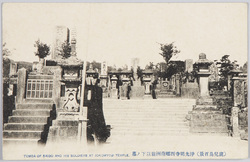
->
[[151, 79, 158, 99], [84, 79, 110, 144], [116, 75, 122, 99], [127, 83, 131, 99]]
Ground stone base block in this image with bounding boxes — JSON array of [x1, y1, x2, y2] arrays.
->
[[196, 96, 214, 105], [110, 89, 118, 99], [189, 110, 228, 134], [47, 119, 79, 143], [193, 105, 218, 111]]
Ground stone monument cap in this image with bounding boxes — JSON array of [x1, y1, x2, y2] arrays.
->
[[195, 53, 213, 65], [199, 53, 206, 59]]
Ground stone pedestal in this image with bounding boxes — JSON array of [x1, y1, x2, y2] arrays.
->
[[47, 108, 88, 144]]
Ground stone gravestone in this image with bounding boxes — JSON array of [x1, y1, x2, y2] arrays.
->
[[185, 59, 193, 73]]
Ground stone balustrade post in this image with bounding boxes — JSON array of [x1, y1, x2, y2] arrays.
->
[[16, 68, 27, 103], [231, 107, 240, 137]]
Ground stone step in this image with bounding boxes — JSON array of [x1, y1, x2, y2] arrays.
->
[[24, 99, 54, 103], [8, 116, 48, 123], [3, 138, 40, 145], [105, 115, 187, 119], [106, 117, 187, 121], [4, 123, 46, 131], [110, 131, 189, 136], [16, 103, 53, 110], [103, 102, 195, 105], [103, 101, 195, 104], [105, 106, 192, 108], [104, 112, 190, 115], [105, 112, 188, 116], [103, 107, 193, 110], [106, 122, 188, 126], [3, 130, 43, 139], [12, 109, 51, 116], [111, 126, 189, 130]]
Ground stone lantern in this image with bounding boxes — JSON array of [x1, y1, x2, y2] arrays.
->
[[110, 74, 118, 99], [59, 58, 83, 113], [188, 53, 228, 135], [120, 70, 132, 100], [142, 69, 153, 98], [194, 53, 213, 97], [86, 64, 98, 86]]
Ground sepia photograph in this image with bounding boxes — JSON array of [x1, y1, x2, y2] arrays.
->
[[1, 2, 248, 160]]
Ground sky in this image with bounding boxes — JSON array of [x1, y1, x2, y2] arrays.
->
[[2, 3, 248, 68]]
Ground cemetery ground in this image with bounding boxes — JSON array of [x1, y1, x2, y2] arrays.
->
[[3, 98, 248, 160]]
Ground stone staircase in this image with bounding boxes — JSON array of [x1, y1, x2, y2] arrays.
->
[[103, 98, 196, 139], [3, 100, 55, 145]]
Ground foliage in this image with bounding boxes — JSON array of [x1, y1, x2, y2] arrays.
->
[[159, 42, 180, 64], [240, 62, 247, 73], [2, 43, 11, 57], [154, 61, 185, 80], [87, 61, 101, 72], [217, 55, 235, 88], [145, 62, 154, 70], [34, 39, 50, 59], [59, 40, 71, 59]]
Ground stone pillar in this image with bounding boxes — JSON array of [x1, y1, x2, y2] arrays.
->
[[16, 68, 27, 103], [175, 74, 180, 96], [52, 67, 62, 109], [232, 78, 244, 107], [231, 107, 240, 137]]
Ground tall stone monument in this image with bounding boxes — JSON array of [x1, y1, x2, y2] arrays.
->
[[185, 59, 193, 73], [52, 26, 70, 60], [130, 58, 145, 98]]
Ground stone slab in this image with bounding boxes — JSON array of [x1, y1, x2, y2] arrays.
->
[[189, 111, 228, 134]]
